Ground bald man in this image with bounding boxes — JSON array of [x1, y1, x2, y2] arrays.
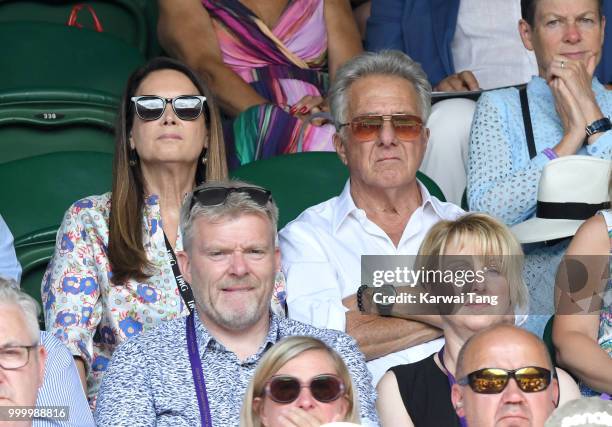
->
[[451, 324, 560, 427]]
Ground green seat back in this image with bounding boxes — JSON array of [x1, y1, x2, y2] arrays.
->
[[1, 21, 145, 95], [0, 0, 149, 54], [0, 89, 118, 163], [0, 151, 113, 242], [15, 227, 58, 326], [231, 152, 446, 229]]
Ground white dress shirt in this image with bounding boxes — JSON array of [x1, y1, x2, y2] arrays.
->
[[451, 0, 538, 90], [280, 180, 464, 383]]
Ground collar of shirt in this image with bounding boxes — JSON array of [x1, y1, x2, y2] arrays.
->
[[193, 310, 280, 364], [332, 179, 445, 234]]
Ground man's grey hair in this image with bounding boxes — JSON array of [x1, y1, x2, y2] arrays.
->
[[0, 277, 40, 343], [180, 180, 279, 253], [329, 50, 432, 130]]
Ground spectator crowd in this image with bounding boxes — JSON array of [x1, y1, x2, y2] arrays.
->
[[0, 0, 611, 426]]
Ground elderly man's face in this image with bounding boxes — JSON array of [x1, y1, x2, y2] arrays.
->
[[451, 329, 559, 427], [178, 214, 280, 331], [0, 304, 46, 410], [519, 0, 605, 77], [335, 74, 429, 192]]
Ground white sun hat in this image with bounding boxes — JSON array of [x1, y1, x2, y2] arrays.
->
[[511, 155, 611, 244]]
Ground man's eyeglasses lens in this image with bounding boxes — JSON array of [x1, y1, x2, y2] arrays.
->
[[266, 374, 345, 404], [461, 367, 552, 394], [131, 95, 206, 121], [0, 345, 37, 370], [342, 114, 423, 141], [191, 187, 272, 210]]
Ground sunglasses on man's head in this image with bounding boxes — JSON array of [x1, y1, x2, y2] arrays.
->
[[338, 114, 424, 142], [190, 187, 272, 210], [264, 374, 345, 404], [458, 366, 553, 394], [131, 95, 207, 121]]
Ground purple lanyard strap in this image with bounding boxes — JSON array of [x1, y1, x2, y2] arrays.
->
[[438, 346, 468, 427], [186, 312, 214, 427]]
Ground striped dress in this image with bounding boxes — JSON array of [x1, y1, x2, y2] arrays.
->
[[202, 0, 335, 168]]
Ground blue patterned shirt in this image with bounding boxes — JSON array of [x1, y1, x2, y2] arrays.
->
[[94, 312, 379, 426], [468, 76, 612, 226]]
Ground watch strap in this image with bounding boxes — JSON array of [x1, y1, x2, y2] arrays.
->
[[585, 117, 612, 137]]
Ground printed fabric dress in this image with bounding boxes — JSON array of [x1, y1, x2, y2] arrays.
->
[[202, 0, 335, 168], [41, 193, 189, 407], [580, 209, 612, 396]]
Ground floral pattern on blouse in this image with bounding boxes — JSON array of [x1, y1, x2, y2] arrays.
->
[[42, 193, 189, 406]]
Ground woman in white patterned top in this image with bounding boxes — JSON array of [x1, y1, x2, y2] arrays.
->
[[41, 57, 228, 406]]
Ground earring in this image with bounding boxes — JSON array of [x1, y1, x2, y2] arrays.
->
[[455, 401, 463, 409], [201, 147, 208, 165], [129, 148, 138, 167]]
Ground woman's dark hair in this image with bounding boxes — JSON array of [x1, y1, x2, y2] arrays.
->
[[108, 57, 227, 285], [521, 0, 604, 26]]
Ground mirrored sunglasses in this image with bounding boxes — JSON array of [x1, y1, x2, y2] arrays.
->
[[338, 114, 423, 141], [264, 374, 345, 404], [190, 187, 272, 210], [131, 95, 207, 121], [458, 366, 553, 394]]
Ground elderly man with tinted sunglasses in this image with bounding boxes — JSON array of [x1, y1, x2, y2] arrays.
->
[[279, 50, 464, 385], [94, 180, 378, 427]]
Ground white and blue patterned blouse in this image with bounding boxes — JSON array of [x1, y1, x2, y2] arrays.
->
[[94, 311, 379, 427], [42, 193, 190, 406]]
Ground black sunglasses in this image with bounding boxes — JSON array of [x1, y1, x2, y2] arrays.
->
[[190, 187, 272, 210], [264, 374, 345, 404], [131, 95, 207, 121], [458, 366, 554, 394]]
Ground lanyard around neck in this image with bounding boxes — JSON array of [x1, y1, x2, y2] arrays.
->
[[186, 312, 213, 427], [438, 346, 468, 427], [163, 231, 195, 314]]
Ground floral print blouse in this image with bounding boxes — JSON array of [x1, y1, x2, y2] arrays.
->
[[42, 193, 189, 406]]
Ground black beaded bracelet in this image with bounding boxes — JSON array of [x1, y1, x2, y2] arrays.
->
[[356, 284, 367, 312]]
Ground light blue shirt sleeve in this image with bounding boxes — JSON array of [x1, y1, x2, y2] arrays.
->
[[467, 89, 551, 226], [0, 214, 21, 282], [35, 332, 95, 427]]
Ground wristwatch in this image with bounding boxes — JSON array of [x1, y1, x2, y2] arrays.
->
[[585, 117, 612, 137], [374, 284, 397, 317]]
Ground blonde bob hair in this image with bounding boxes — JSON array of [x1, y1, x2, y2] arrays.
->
[[416, 213, 529, 316], [240, 336, 360, 427]]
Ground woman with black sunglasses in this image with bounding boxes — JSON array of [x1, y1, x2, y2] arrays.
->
[[240, 336, 360, 427], [41, 57, 227, 408], [375, 213, 580, 427]]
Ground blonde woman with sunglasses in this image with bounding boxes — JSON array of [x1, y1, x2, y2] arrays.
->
[[42, 57, 227, 407], [241, 336, 360, 427]]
